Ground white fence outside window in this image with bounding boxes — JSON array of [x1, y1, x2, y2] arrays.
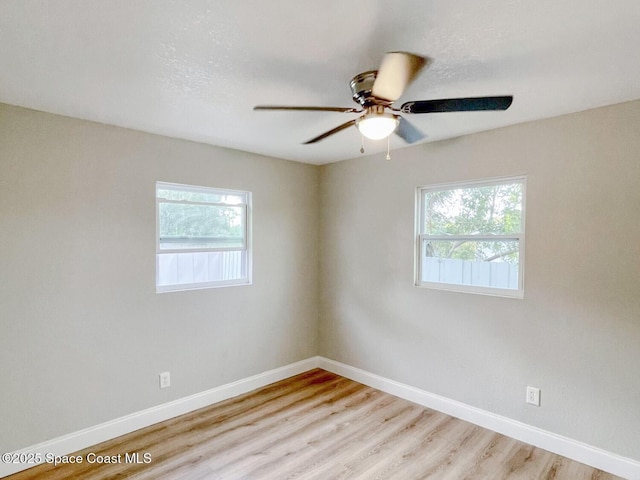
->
[[422, 257, 518, 290], [157, 251, 244, 287]]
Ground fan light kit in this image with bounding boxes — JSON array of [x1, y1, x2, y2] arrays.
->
[[254, 52, 513, 158], [356, 106, 399, 140]]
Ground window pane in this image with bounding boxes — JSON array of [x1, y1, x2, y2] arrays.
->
[[422, 239, 519, 289], [424, 182, 522, 235], [157, 251, 246, 286], [158, 202, 244, 250]]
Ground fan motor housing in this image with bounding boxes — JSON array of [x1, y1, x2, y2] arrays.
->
[[350, 71, 391, 107]]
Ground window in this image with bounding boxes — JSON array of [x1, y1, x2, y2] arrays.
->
[[156, 182, 251, 292], [415, 176, 525, 298]]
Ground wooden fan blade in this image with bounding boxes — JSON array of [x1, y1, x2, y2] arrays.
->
[[303, 119, 357, 144], [371, 52, 427, 103], [400, 96, 513, 114], [395, 116, 426, 144], [254, 105, 360, 113]]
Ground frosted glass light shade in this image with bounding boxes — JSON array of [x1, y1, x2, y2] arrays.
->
[[356, 113, 399, 140]]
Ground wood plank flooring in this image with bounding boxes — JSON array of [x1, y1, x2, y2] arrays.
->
[[6, 369, 621, 479]]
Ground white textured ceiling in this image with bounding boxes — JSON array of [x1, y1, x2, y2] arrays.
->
[[1, 1, 640, 164]]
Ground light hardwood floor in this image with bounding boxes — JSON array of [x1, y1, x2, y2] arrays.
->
[[7, 369, 621, 479]]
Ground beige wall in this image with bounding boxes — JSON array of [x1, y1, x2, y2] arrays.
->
[[319, 99, 640, 459], [0, 104, 319, 451]]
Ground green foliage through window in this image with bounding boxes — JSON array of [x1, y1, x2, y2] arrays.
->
[[423, 182, 522, 263], [157, 184, 247, 251]]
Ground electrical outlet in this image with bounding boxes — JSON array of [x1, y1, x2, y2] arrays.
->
[[526, 386, 540, 406], [159, 371, 171, 389]]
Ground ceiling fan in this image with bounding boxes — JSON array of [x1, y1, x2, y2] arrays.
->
[[254, 52, 513, 150]]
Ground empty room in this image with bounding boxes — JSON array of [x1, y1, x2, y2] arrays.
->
[[1, 1, 640, 479]]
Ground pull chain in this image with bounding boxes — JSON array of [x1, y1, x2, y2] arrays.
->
[[358, 135, 391, 159]]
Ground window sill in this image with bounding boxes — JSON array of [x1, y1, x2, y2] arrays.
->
[[415, 281, 524, 299]]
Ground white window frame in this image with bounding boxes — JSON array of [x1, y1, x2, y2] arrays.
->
[[156, 181, 252, 293], [415, 175, 526, 298]]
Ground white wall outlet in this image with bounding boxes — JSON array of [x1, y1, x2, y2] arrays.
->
[[526, 386, 541, 406], [159, 371, 171, 389]]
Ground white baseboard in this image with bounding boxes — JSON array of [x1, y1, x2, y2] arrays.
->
[[4, 356, 639, 479], [317, 357, 640, 480], [0, 357, 320, 478]]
